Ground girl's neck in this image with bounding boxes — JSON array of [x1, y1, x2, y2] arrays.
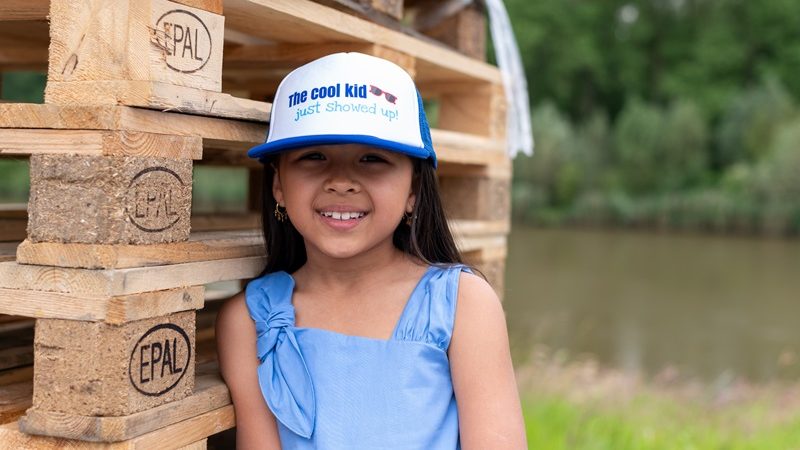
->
[[295, 240, 420, 290]]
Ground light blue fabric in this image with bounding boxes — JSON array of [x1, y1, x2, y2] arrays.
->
[[245, 264, 467, 449]]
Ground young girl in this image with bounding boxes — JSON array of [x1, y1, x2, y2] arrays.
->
[[216, 52, 527, 449]]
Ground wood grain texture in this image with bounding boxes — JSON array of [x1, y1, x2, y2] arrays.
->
[[0, 381, 32, 425], [48, 0, 224, 91], [17, 230, 263, 269], [0, 130, 202, 159], [20, 372, 230, 442], [0, 256, 265, 296], [32, 312, 195, 417], [1, 406, 233, 449], [0, 0, 48, 21], [223, 0, 501, 84], [0, 287, 203, 324], [0, 104, 267, 143], [45, 81, 267, 121]]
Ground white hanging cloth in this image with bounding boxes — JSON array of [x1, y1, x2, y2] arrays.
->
[[483, 0, 534, 157]]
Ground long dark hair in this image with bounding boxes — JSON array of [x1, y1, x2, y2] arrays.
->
[[259, 157, 464, 275]]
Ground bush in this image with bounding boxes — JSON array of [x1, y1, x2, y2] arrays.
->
[[715, 78, 795, 168]]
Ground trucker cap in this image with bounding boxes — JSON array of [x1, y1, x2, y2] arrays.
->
[[247, 52, 437, 168]]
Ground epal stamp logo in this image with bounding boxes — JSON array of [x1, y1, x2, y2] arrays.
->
[[151, 10, 213, 73], [126, 167, 185, 233], [129, 323, 192, 396]]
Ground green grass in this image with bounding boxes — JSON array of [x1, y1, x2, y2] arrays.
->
[[521, 393, 800, 450]]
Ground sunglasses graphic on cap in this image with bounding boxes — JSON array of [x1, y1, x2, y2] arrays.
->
[[369, 85, 397, 104]]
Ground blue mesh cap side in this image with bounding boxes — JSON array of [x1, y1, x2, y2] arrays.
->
[[416, 90, 438, 169]]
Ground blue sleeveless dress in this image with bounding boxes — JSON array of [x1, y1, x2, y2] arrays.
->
[[245, 264, 466, 449]]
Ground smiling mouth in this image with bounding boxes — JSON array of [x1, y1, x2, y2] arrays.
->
[[318, 211, 368, 220]]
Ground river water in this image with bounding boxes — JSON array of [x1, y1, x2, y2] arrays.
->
[[504, 225, 800, 383]]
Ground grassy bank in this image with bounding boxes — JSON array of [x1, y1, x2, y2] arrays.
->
[[517, 347, 800, 449]]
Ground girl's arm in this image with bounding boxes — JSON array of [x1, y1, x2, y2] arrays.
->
[[449, 272, 528, 449], [216, 293, 283, 450]]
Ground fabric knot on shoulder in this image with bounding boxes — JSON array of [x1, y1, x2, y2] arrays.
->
[[245, 272, 316, 439]]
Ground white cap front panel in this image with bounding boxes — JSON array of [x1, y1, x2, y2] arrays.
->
[[267, 53, 424, 149]]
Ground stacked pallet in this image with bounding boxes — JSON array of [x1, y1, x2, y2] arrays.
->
[[0, 0, 510, 447]]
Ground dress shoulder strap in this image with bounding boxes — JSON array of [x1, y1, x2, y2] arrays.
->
[[244, 272, 317, 439], [391, 264, 471, 352]]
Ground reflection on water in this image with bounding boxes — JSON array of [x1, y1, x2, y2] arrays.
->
[[504, 225, 800, 382]]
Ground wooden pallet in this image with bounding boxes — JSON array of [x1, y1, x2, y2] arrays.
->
[[0, 0, 509, 445]]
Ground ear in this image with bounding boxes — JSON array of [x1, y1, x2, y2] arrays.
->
[[272, 166, 284, 206], [405, 191, 416, 214]]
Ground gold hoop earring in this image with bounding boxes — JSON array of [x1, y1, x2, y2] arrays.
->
[[404, 211, 413, 226], [274, 203, 288, 222]]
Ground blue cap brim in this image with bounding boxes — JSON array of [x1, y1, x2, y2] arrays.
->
[[247, 134, 437, 168]]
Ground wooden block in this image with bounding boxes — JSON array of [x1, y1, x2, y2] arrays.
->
[[45, 81, 267, 121], [0, 287, 204, 324], [438, 83, 506, 139], [21, 371, 230, 442], [416, 2, 486, 60], [16, 230, 263, 269], [28, 154, 192, 245], [0, 130, 203, 159], [0, 256, 265, 296], [1, 405, 233, 449], [48, 0, 224, 92], [439, 176, 511, 221], [33, 312, 195, 417]]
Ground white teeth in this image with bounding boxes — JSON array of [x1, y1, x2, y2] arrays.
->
[[320, 211, 365, 220]]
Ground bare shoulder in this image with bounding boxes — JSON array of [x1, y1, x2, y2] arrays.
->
[[449, 271, 528, 448], [215, 290, 282, 447], [215, 291, 256, 379], [451, 271, 506, 344]]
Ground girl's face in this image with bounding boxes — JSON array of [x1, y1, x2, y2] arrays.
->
[[273, 144, 415, 261]]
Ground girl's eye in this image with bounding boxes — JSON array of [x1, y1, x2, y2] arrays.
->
[[361, 154, 388, 163], [298, 152, 325, 161]]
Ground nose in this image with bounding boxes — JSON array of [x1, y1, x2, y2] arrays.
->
[[323, 167, 360, 194]]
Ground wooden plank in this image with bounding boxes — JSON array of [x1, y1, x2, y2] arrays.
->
[[20, 372, 231, 442], [0, 130, 203, 159], [191, 213, 261, 231], [28, 154, 193, 245], [0, 406, 233, 449], [17, 230, 263, 269], [0, 256, 265, 296], [0, 381, 32, 425], [0, 104, 267, 143], [0, 0, 48, 21], [223, 0, 501, 84], [0, 366, 33, 387], [32, 312, 195, 417], [49, 0, 224, 92], [45, 81, 268, 122], [0, 287, 204, 324], [172, 0, 223, 14], [0, 345, 32, 371]]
